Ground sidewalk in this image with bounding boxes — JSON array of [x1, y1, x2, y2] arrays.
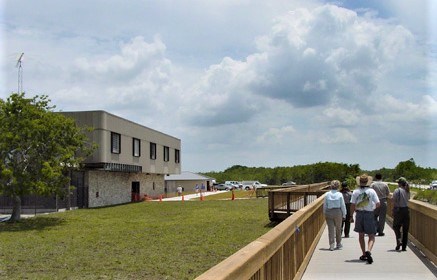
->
[[160, 191, 227, 201], [0, 213, 39, 222], [0, 215, 9, 222], [301, 223, 437, 280]]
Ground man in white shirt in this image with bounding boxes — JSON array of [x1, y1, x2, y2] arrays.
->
[[351, 174, 380, 264]]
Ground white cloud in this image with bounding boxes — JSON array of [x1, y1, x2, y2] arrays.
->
[[320, 106, 360, 126], [1, 1, 435, 171], [187, 4, 425, 117], [320, 128, 358, 144], [52, 36, 181, 119], [74, 36, 168, 81], [256, 126, 296, 144]]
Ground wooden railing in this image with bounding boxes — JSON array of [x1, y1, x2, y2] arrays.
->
[[196, 193, 327, 280], [197, 183, 436, 280], [256, 183, 329, 198], [268, 182, 329, 221], [256, 186, 288, 198], [387, 197, 437, 264]]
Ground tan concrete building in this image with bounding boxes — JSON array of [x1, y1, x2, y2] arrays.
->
[[62, 110, 181, 208], [165, 171, 215, 194]]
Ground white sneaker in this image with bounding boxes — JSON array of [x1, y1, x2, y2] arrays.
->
[[336, 243, 343, 249], [329, 244, 335, 251]]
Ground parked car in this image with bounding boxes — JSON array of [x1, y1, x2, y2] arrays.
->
[[430, 180, 437, 190], [241, 181, 268, 190], [225, 181, 240, 189], [253, 181, 268, 189], [282, 181, 297, 187], [215, 184, 233, 191]]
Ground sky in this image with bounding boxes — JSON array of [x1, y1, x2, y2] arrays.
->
[[1, 0, 436, 172]]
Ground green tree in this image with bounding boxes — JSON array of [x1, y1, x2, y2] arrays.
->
[[393, 158, 418, 181], [0, 93, 93, 222]]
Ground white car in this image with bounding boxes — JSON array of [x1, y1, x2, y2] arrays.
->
[[253, 181, 268, 188], [215, 184, 233, 191], [225, 181, 240, 189], [430, 180, 437, 190], [282, 181, 297, 187], [241, 181, 268, 190]]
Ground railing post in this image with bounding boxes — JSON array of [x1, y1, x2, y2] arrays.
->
[[269, 191, 275, 221], [287, 192, 291, 215]]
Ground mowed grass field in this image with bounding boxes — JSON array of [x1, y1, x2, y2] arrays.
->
[[0, 196, 271, 280]]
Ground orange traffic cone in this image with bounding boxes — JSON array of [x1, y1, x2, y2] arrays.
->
[[182, 195, 185, 202], [231, 190, 235, 200], [200, 192, 204, 201], [159, 195, 162, 202]]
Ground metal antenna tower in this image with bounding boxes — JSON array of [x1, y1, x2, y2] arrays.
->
[[16, 52, 24, 93]]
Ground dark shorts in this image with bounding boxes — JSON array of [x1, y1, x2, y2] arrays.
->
[[354, 211, 376, 235]]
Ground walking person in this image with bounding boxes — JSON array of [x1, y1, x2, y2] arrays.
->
[[323, 180, 347, 251], [340, 181, 353, 238], [392, 177, 410, 251], [371, 173, 390, 236], [350, 174, 380, 264]]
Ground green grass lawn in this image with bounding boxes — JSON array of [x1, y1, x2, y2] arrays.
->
[[0, 197, 271, 280]]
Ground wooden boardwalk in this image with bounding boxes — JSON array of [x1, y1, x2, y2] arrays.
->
[[301, 223, 437, 280]]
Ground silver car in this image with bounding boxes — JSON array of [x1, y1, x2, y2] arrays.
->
[[215, 184, 233, 191], [282, 181, 297, 187]]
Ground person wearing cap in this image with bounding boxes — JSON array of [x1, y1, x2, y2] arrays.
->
[[323, 180, 347, 251], [350, 174, 380, 264], [340, 181, 353, 238], [371, 173, 390, 236], [392, 177, 410, 251]]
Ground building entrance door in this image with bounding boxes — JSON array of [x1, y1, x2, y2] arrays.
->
[[131, 182, 140, 202]]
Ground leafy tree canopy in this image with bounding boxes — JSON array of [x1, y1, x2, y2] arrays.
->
[[204, 162, 361, 185], [203, 160, 436, 186], [0, 93, 93, 221]]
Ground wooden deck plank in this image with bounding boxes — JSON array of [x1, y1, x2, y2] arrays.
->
[[300, 223, 437, 280]]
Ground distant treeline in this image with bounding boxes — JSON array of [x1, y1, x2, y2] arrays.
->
[[201, 158, 436, 186]]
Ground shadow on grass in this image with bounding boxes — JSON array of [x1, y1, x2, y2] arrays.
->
[[264, 221, 280, 228], [0, 216, 65, 232], [87, 201, 136, 210]]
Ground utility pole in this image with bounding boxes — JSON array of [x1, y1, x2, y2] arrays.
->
[[16, 52, 24, 93]]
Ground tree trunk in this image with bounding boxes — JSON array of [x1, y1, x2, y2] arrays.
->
[[10, 195, 21, 222]]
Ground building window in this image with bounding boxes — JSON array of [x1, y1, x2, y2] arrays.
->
[[111, 132, 121, 154], [133, 138, 141, 157], [164, 146, 169, 162], [150, 142, 156, 160], [175, 149, 180, 163]]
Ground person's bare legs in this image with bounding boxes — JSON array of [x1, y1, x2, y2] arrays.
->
[[367, 234, 375, 252], [358, 232, 366, 255], [363, 234, 375, 264]]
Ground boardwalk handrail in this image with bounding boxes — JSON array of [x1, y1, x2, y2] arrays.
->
[[387, 197, 437, 264], [268, 182, 329, 221], [196, 194, 326, 280], [256, 182, 329, 198]]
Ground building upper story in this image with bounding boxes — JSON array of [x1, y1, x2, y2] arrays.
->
[[61, 110, 181, 175]]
